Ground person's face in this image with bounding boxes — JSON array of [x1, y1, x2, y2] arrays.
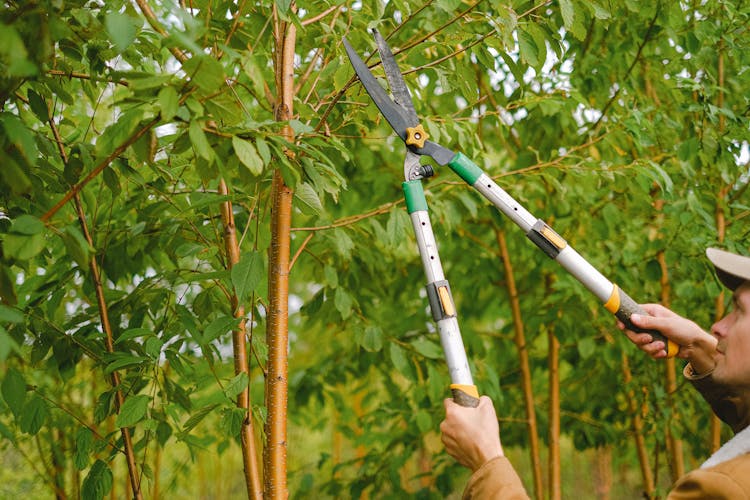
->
[[711, 281, 750, 387]]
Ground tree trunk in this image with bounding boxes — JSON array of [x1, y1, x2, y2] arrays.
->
[[710, 45, 728, 453], [653, 199, 684, 481], [593, 446, 612, 500], [74, 195, 143, 500], [622, 354, 655, 498], [548, 327, 561, 500], [219, 179, 263, 499], [264, 5, 296, 497], [496, 229, 544, 500]]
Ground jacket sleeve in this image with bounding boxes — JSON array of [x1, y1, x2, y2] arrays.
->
[[462, 456, 530, 500], [668, 468, 746, 499]]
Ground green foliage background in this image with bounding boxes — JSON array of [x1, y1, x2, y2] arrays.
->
[[1, 0, 749, 498]]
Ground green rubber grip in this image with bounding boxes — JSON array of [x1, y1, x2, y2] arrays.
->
[[448, 152, 483, 185], [403, 180, 428, 214]]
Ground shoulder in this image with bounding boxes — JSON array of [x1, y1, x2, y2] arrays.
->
[[670, 454, 750, 499]]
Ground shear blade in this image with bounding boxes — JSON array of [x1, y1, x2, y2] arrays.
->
[[342, 37, 415, 141]]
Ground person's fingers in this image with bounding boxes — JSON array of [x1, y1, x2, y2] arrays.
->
[[625, 330, 651, 344], [630, 313, 676, 337], [443, 398, 452, 411], [638, 303, 674, 317]]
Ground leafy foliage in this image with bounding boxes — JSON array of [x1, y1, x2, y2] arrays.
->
[[1, 0, 749, 497]]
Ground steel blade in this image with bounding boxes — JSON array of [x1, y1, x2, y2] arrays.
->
[[342, 37, 411, 140], [372, 29, 419, 126]]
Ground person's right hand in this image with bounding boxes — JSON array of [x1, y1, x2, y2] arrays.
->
[[618, 303, 717, 374], [440, 396, 504, 472]]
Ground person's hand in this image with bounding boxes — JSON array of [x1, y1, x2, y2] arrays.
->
[[440, 396, 504, 472], [618, 303, 717, 373]]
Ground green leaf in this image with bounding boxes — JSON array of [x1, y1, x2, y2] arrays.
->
[[518, 24, 547, 70], [0, 419, 15, 445], [203, 315, 239, 344], [0, 305, 24, 323], [415, 409, 432, 433], [232, 136, 264, 175], [10, 214, 44, 235], [0, 156, 32, 195], [105, 12, 138, 53], [1, 368, 27, 416], [295, 182, 323, 215], [0, 327, 20, 361], [224, 372, 249, 398], [75, 427, 93, 470], [386, 207, 408, 248], [115, 394, 150, 428], [275, 0, 292, 16], [27, 89, 49, 121], [189, 121, 214, 161], [220, 407, 245, 437], [158, 86, 179, 121], [0, 113, 39, 166], [61, 226, 93, 268], [589, 1, 611, 19], [179, 403, 219, 436], [3, 232, 45, 260], [411, 338, 443, 359], [560, 0, 575, 33], [114, 328, 153, 344], [255, 137, 271, 164], [82, 460, 113, 500], [390, 343, 412, 377], [102, 167, 121, 195], [577, 337, 596, 359], [289, 119, 313, 134], [359, 325, 383, 352], [182, 56, 226, 93], [231, 251, 263, 301], [104, 355, 148, 374], [334, 287, 353, 319], [20, 395, 48, 435]]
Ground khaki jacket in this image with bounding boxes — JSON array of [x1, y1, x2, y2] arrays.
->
[[462, 453, 750, 499], [461, 364, 750, 499], [668, 453, 750, 499]]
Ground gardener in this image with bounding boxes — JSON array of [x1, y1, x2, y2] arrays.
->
[[440, 247, 750, 498]]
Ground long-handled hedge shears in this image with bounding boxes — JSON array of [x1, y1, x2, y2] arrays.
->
[[343, 31, 677, 407]]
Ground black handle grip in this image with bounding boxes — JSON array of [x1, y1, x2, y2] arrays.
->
[[615, 289, 678, 358], [451, 385, 480, 408]]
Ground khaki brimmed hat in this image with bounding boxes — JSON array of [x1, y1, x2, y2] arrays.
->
[[706, 247, 750, 290]]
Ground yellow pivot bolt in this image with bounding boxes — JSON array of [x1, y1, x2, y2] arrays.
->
[[405, 124, 429, 148]]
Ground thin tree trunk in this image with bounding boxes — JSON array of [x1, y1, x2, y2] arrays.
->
[[622, 354, 655, 498], [653, 199, 684, 481], [264, 5, 296, 497], [710, 44, 727, 453], [52, 428, 67, 499], [219, 180, 263, 499], [46, 105, 142, 500], [496, 229, 544, 500], [548, 327, 561, 500], [593, 446, 612, 500], [73, 195, 143, 500]]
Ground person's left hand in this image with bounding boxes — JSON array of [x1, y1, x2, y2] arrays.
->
[[440, 395, 504, 471]]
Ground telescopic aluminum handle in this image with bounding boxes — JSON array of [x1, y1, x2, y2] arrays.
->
[[446, 153, 679, 358], [403, 180, 480, 407]]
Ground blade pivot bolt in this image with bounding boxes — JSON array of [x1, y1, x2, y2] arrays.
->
[[405, 124, 429, 148]]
